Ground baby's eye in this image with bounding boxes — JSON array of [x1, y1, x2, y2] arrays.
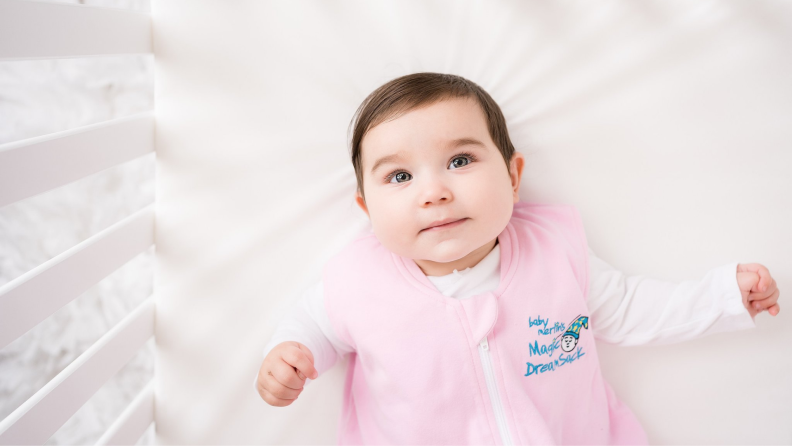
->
[[389, 172, 412, 184], [449, 156, 471, 169]]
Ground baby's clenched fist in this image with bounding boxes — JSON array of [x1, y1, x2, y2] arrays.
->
[[737, 263, 781, 319], [257, 341, 318, 407]]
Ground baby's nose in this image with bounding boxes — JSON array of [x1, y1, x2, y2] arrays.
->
[[419, 180, 453, 206], [424, 196, 448, 206]]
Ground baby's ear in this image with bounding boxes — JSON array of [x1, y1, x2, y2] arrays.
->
[[510, 152, 525, 202], [354, 190, 370, 216]]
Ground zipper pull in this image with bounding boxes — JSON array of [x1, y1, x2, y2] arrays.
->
[[479, 336, 489, 351]]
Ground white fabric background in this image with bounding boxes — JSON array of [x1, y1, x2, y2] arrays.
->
[[152, 1, 792, 444]]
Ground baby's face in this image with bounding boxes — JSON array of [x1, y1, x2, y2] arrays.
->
[[356, 97, 523, 266]]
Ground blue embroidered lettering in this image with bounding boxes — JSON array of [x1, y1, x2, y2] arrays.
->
[[528, 338, 560, 357], [558, 346, 585, 365], [524, 347, 585, 378], [528, 315, 548, 329], [537, 321, 565, 336], [525, 362, 537, 376]]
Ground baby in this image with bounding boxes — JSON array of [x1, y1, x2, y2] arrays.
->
[[255, 73, 781, 444]]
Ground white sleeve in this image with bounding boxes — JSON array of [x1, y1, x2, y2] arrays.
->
[[258, 280, 354, 388], [586, 246, 756, 346]]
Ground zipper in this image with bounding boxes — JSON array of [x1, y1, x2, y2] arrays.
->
[[479, 335, 514, 445]]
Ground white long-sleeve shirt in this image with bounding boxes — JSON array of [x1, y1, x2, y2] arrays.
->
[[257, 245, 755, 388]]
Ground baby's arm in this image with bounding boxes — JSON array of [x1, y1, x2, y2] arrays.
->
[[586, 247, 755, 346], [256, 280, 354, 390]]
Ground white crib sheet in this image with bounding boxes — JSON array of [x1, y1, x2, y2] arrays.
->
[[153, 1, 792, 444]]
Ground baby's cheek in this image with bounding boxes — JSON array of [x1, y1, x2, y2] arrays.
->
[[372, 219, 416, 257]]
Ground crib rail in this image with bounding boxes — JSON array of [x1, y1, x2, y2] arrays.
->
[[0, 205, 154, 350], [0, 0, 151, 60], [0, 113, 154, 208], [0, 0, 156, 444], [96, 381, 155, 446], [0, 299, 154, 444]]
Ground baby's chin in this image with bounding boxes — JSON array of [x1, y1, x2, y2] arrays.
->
[[405, 240, 478, 264]]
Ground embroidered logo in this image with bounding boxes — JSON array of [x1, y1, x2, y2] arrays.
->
[[524, 314, 589, 377], [559, 315, 589, 352]]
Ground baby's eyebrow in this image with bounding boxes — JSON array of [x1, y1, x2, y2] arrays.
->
[[446, 137, 487, 150], [369, 138, 487, 174], [370, 153, 404, 175]]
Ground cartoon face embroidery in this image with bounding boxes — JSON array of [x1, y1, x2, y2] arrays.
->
[[561, 334, 577, 352], [560, 316, 589, 352]]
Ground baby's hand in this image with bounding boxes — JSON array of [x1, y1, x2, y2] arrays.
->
[[736, 263, 781, 319], [257, 341, 318, 407]]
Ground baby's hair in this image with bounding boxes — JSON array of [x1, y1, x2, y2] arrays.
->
[[348, 72, 516, 200]]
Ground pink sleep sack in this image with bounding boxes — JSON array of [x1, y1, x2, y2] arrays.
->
[[322, 202, 648, 445]]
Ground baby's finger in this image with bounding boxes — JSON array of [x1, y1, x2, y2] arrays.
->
[[752, 289, 780, 311], [751, 277, 778, 300], [258, 385, 298, 407], [737, 272, 760, 295], [256, 361, 302, 405], [269, 358, 305, 390], [764, 277, 778, 298], [282, 346, 318, 381], [756, 266, 773, 293], [295, 342, 318, 377], [738, 263, 772, 293], [767, 303, 781, 316], [264, 362, 305, 399]]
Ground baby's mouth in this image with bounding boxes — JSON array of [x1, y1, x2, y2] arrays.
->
[[420, 218, 468, 232]]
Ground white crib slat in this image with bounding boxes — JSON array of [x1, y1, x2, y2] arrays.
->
[[0, 205, 154, 350], [0, 0, 151, 60], [95, 380, 154, 446], [0, 298, 154, 444], [0, 113, 154, 208]]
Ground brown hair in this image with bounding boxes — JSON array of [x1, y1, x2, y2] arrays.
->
[[348, 72, 516, 199]]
